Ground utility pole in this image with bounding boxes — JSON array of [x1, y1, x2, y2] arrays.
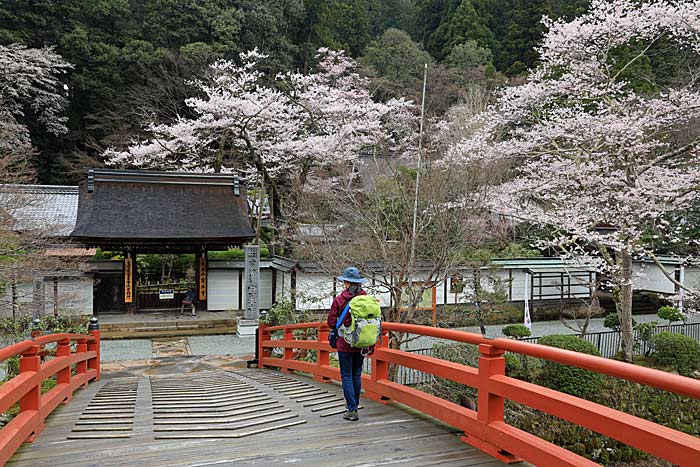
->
[[408, 63, 428, 293]]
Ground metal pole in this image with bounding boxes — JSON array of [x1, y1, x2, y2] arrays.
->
[[408, 63, 428, 289]]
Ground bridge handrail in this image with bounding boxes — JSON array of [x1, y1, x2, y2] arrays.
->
[[258, 321, 700, 467], [0, 333, 96, 364], [0, 325, 101, 466]]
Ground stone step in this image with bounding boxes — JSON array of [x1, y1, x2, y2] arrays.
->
[[101, 326, 237, 340], [101, 320, 236, 331]]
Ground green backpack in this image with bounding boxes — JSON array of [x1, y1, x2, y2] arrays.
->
[[339, 295, 382, 348]]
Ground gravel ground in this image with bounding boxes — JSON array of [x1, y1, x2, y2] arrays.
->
[[100, 339, 152, 362], [188, 334, 256, 357], [99, 334, 256, 361]]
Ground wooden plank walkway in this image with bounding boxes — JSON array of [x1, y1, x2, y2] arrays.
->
[[7, 369, 509, 466]]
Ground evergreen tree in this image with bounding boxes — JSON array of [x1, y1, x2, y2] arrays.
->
[[299, 0, 373, 67], [0, 0, 304, 183], [440, 0, 496, 60], [416, 0, 462, 60], [360, 28, 433, 99], [501, 0, 551, 73], [370, 0, 419, 38]]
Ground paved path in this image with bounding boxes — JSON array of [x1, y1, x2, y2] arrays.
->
[[101, 335, 256, 362]]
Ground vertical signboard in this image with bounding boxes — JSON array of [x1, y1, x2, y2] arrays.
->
[[198, 255, 207, 301], [124, 257, 133, 304], [523, 271, 531, 330], [244, 245, 260, 320]]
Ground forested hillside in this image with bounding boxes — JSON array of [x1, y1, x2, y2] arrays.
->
[[1, 0, 590, 184]]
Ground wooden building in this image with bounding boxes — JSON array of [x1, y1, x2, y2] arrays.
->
[[1, 169, 695, 320]]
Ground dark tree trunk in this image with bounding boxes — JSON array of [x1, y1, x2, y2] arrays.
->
[[618, 250, 634, 362]]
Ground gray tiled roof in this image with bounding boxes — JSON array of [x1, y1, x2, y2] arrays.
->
[[70, 169, 254, 247], [0, 185, 79, 236]]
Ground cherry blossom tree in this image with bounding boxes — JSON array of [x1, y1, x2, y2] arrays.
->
[[0, 44, 72, 181], [105, 49, 417, 234], [446, 0, 700, 361], [0, 44, 76, 319]]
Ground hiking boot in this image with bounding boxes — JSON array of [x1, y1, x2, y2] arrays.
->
[[342, 410, 359, 421]]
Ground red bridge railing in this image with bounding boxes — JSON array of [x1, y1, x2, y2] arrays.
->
[[259, 321, 700, 467], [0, 323, 100, 466]]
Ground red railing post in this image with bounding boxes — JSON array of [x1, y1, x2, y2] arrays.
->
[[258, 324, 270, 369], [477, 343, 505, 424], [56, 338, 72, 403], [88, 317, 101, 381], [76, 337, 88, 387], [315, 323, 330, 382], [19, 345, 43, 441], [365, 329, 390, 404], [460, 343, 521, 463], [281, 326, 294, 373]]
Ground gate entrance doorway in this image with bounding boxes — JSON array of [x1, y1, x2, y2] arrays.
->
[[135, 282, 195, 311], [71, 169, 255, 314], [135, 253, 196, 311]]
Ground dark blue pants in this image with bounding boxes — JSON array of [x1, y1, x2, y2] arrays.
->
[[338, 351, 364, 412]]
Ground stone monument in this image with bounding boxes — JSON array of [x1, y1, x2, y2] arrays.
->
[[237, 244, 260, 336]]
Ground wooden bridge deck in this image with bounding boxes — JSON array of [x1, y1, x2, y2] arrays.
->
[[7, 369, 508, 467]]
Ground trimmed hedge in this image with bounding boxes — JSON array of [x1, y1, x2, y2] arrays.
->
[[652, 331, 700, 376], [538, 334, 603, 398], [657, 306, 684, 325], [502, 324, 531, 338]]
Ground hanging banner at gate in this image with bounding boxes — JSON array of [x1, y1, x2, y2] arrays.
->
[[124, 257, 133, 303], [198, 256, 207, 301], [523, 271, 531, 329]]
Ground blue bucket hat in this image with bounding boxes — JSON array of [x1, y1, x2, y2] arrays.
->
[[336, 266, 367, 284]]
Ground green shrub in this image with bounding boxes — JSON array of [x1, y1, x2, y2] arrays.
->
[[538, 334, 603, 398], [504, 353, 522, 374], [208, 247, 271, 261], [258, 299, 316, 362], [657, 306, 684, 325], [424, 342, 538, 407], [259, 299, 311, 326], [634, 321, 658, 356], [0, 314, 89, 339], [603, 313, 637, 331], [208, 249, 245, 260], [603, 313, 620, 330], [1, 314, 90, 383], [502, 324, 531, 339], [426, 343, 479, 405], [651, 331, 700, 376]]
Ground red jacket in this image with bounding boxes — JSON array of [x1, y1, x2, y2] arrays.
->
[[327, 288, 366, 353]]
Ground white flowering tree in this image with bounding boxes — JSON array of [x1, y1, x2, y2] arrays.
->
[[447, 0, 700, 361], [0, 44, 72, 182], [105, 49, 416, 231], [0, 44, 73, 318]]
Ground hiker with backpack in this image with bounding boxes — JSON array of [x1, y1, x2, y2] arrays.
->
[[327, 266, 382, 422]]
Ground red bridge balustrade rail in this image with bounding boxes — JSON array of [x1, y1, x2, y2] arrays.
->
[[0, 319, 100, 466], [259, 321, 700, 467]]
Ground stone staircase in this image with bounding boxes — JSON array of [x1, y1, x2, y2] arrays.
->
[[100, 312, 240, 339]]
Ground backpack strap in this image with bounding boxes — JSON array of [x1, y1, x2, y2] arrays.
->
[[335, 303, 351, 329]]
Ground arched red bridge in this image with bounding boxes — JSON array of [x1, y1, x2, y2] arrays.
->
[[1, 321, 699, 466]]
